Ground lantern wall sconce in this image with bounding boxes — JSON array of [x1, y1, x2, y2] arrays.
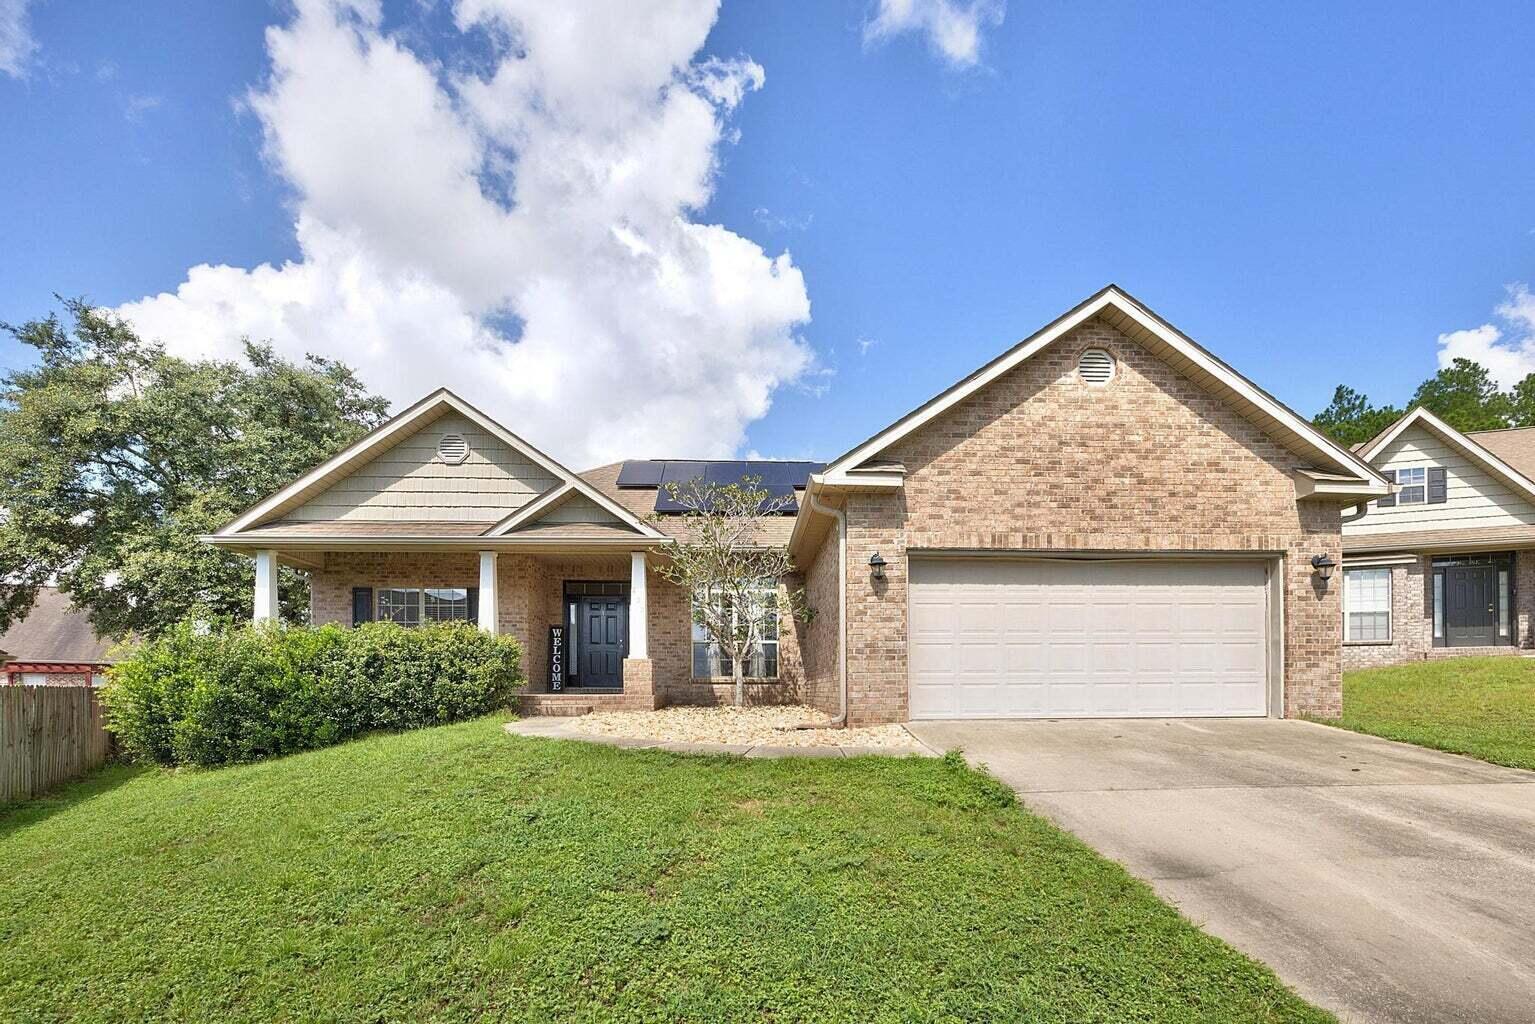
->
[[1310, 553, 1337, 583], [868, 552, 887, 581]]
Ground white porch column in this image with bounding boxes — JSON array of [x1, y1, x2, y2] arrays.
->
[[478, 551, 499, 634], [629, 550, 648, 659], [253, 549, 279, 623]]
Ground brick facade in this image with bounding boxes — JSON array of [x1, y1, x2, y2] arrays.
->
[[309, 550, 804, 707], [803, 317, 1349, 725], [1341, 551, 1535, 670]]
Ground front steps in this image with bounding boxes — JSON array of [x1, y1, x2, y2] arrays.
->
[[516, 689, 661, 716]]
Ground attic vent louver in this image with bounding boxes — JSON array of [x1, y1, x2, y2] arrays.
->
[[1077, 348, 1115, 386], [437, 433, 470, 465]]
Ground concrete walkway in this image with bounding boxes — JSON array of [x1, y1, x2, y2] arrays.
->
[[504, 717, 937, 759], [906, 717, 1535, 1024]]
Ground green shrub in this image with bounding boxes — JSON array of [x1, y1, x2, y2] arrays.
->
[[101, 620, 522, 767]]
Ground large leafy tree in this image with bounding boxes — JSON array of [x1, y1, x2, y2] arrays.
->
[[0, 300, 390, 638]]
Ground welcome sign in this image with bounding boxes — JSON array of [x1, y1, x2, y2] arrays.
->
[[548, 625, 565, 691]]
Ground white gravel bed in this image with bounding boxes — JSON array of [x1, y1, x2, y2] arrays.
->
[[564, 704, 922, 750]]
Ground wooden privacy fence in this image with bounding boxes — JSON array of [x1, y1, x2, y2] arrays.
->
[[0, 686, 114, 804]]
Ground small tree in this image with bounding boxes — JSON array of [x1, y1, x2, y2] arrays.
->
[[649, 476, 802, 708]]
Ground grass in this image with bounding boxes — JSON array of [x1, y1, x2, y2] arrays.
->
[[0, 717, 1330, 1023], [1327, 656, 1535, 770]]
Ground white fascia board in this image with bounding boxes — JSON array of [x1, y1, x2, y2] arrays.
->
[[201, 534, 670, 551], [218, 388, 664, 539], [1357, 406, 1535, 505], [1293, 472, 1393, 500], [484, 483, 575, 537], [820, 286, 1386, 487], [815, 471, 905, 489]]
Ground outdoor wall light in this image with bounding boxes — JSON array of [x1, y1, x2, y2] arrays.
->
[[1310, 553, 1337, 582], [868, 551, 887, 581]]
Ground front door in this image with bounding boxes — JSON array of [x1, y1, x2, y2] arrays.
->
[[578, 596, 627, 688], [1445, 565, 1497, 647]]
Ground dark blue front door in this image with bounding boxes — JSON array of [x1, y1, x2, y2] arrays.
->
[[578, 597, 627, 688]]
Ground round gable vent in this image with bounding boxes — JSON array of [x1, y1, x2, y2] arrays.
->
[[1077, 348, 1115, 386], [437, 432, 470, 465]]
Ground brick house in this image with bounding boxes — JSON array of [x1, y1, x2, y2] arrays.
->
[[1341, 406, 1535, 669], [207, 286, 1388, 724], [1, 588, 116, 686]]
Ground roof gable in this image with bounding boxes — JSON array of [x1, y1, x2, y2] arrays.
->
[[1358, 407, 1535, 507], [219, 390, 663, 539], [818, 285, 1387, 493]]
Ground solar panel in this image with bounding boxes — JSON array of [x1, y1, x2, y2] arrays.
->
[[652, 474, 800, 514], [615, 460, 665, 488], [703, 461, 751, 485], [753, 461, 823, 488], [659, 461, 708, 486]]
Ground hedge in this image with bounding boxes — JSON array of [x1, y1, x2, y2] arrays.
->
[[101, 620, 523, 768]]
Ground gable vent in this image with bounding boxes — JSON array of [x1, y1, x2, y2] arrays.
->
[[1077, 348, 1115, 385], [437, 433, 470, 465]]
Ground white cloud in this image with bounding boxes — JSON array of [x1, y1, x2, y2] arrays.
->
[[123, 93, 162, 122], [1436, 283, 1535, 388], [0, 0, 37, 78], [115, 0, 814, 467], [864, 0, 1004, 69]]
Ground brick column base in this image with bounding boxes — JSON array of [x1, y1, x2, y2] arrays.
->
[[621, 658, 662, 710]]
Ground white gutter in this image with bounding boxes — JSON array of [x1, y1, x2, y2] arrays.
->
[[801, 487, 848, 729]]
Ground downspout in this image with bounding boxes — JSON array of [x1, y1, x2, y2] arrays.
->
[[798, 487, 848, 729]]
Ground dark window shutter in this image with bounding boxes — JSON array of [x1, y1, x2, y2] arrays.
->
[[466, 587, 479, 624], [1427, 466, 1447, 504], [352, 587, 374, 626], [1377, 469, 1397, 507]]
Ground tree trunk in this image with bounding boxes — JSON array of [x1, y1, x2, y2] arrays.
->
[[732, 658, 745, 708]]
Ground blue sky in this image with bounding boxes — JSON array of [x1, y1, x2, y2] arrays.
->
[[2, 1, 1533, 467]]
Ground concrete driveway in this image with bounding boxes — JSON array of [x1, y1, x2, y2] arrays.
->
[[905, 718, 1535, 1024]]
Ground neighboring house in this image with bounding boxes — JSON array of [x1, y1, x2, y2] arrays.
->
[[1341, 406, 1535, 668], [1, 588, 116, 686], [206, 285, 1388, 724]]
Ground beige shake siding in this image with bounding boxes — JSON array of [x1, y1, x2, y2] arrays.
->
[[287, 412, 560, 523], [1348, 422, 1535, 536]]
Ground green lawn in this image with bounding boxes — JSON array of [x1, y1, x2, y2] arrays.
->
[[1328, 656, 1535, 770], [0, 717, 1329, 1023]]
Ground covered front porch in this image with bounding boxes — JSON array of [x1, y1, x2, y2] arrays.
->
[[249, 542, 683, 712]]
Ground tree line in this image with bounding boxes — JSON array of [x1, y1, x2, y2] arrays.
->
[[1312, 358, 1535, 446]]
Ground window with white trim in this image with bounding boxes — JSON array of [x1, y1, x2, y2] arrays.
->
[[691, 582, 779, 679], [1395, 466, 1426, 504], [376, 587, 472, 625], [1344, 567, 1392, 643]]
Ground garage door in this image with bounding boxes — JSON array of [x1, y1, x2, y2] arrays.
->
[[908, 558, 1271, 719]]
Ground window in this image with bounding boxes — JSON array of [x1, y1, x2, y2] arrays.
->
[[1499, 568, 1511, 640], [1433, 573, 1445, 640], [377, 587, 473, 625], [691, 582, 779, 679], [1395, 466, 1426, 504], [1344, 567, 1392, 643]]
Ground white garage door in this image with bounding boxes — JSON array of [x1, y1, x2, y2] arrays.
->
[[908, 558, 1271, 719]]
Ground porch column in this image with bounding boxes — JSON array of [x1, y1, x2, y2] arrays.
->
[[629, 551, 648, 659], [253, 549, 279, 623], [478, 551, 499, 634]]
